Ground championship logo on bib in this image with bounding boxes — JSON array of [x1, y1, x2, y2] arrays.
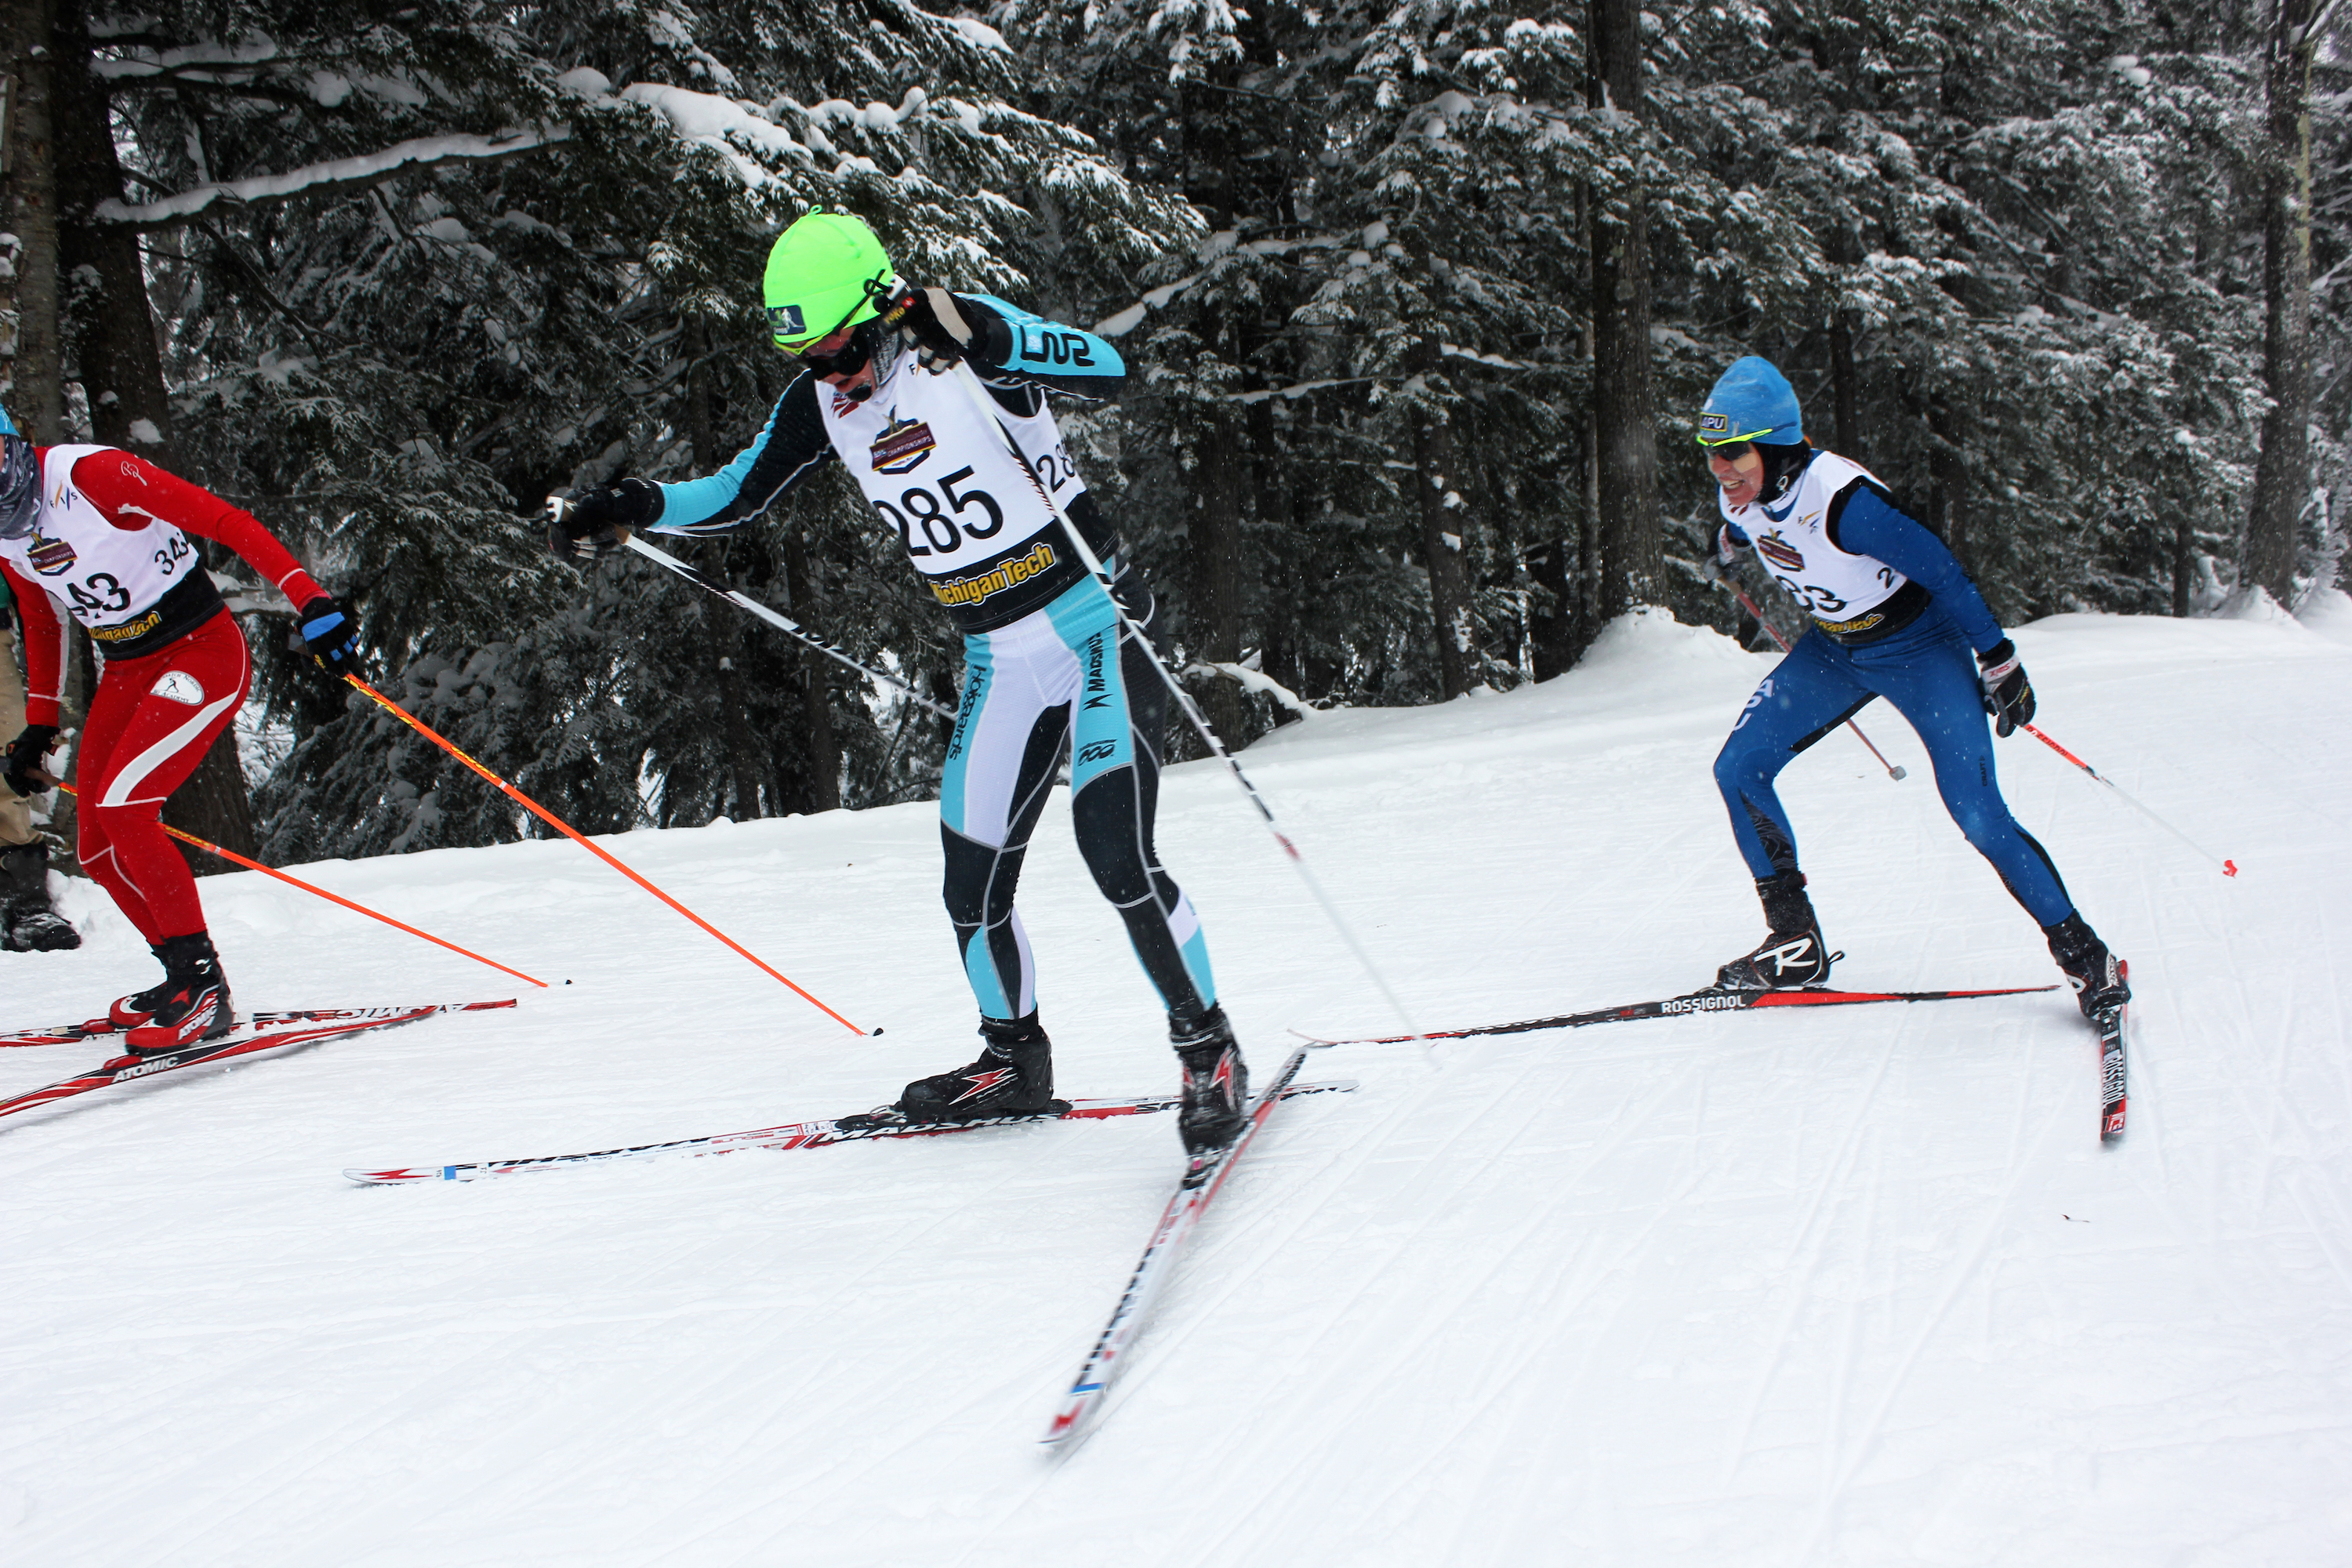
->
[[1755, 529, 1806, 572], [871, 416, 936, 475], [26, 532, 76, 575]]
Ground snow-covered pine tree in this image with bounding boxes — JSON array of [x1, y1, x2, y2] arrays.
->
[[71, 0, 1196, 853]]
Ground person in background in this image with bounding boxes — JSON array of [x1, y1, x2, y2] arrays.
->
[[1696, 356, 2129, 1022], [0, 408, 358, 1051], [0, 556, 81, 952]]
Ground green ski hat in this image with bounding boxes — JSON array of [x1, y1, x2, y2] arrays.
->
[[762, 212, 892, 350]]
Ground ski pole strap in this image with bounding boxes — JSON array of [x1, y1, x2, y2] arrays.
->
[[56, 782, 548, 989], [342, 675, 873, 1031], [619, 533, 956, 720]]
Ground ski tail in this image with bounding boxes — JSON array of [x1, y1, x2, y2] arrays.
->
[[1042, 1043, 1326, 1447], [0, 1002, 516, 1123], [2098, 960, 2129, 1142]]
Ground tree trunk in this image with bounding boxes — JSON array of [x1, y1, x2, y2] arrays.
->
[[53, 19, 172, 463], [2173, 510, 2194, 618], [1406, 341, 1475, 699], [1186, 396, 1249, 747], [1926, 397, 1970, 568], [1588, 0, 1661, 615], [2243, 0, 2319, 604], [1525, 535, 1575, 681], [1828, 314, 1861, 459], [781, 526, 839, 812], [2, 0, 64, 442]]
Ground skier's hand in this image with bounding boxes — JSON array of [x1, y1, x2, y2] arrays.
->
[[296, 593, 361, 677], [546, 479, 659, 562], [1977, 639, 2035, 737], [893, 286, 975, 372], [3, 723, 61, 797], [1700, 522, 1740, 583]]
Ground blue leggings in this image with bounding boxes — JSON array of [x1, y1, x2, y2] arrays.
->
[[1713, 608, 2074, 926]]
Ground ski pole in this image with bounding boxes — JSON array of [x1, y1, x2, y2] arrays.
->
[[576, 519, 955, 721], [2018, 721, 2238, 877], [1713, 579, 1907, 781], [49, 781, 548, 988], [341, 675, 871, 1033], [946, 360, 1426, 1046]]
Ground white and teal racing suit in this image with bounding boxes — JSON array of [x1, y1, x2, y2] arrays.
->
[[637, 296, 1218, 1029]]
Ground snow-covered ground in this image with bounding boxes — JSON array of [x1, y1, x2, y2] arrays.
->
[[5, 604, 2349, 1567]]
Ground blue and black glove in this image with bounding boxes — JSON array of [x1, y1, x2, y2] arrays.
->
[[1977, 639, 2034, 737], [4, 724, 60, 797], [297, 593, 360, 676]]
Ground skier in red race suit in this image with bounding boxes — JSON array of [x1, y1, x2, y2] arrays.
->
[[0, 418, 360, 1052]]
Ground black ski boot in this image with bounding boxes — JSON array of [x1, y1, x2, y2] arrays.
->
[[122, 933, 235, 1055], [2044, 913, 2130, 1019], [1715, 869, 1834, 990], [1172, 1004, 1249, 1157], [0, 844, 79, 953], [891, 1011, 1066, 1123]]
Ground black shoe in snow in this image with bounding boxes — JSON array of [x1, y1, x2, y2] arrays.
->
[[1172, 1005, 1249, 1157], [891, 1012, 1065, 1123], [0, 844, 78, 953], [1715, 870, 1834, 990], [2045, 913, 2130, 1019], [122, 934, 235, 1056]]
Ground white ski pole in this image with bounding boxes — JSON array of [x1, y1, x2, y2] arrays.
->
[[946, 361, 1425, 1045], [550, 502, 956, 720]]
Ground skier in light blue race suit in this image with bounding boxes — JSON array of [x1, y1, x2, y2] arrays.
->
[[547, 212, 1247, 1154], [1697, 356, 2129, 1018]]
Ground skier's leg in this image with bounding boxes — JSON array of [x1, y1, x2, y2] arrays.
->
[[1711, 631, 1874, 878], [937, 627, 1069, 1024], [1867, 626, 2074, 925], [1709, 632, 1874, 988], [1057, 583, 1215, 1022], [1867, 622, 2128, 1017]]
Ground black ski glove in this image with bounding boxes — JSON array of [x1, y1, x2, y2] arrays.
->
[[1978, 638, 2035, 737], [296, 593, 360, 676], [4, 723, 60, 797], [891, 286, 978, 372], [547, 478, 660, 561]]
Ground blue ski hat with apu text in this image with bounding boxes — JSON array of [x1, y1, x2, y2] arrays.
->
[[1697, 356, 1804, 447]]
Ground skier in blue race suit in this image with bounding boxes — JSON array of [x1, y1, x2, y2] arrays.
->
[[1697, 356, 2129, 1018], [546, 212, 1247, 1155]]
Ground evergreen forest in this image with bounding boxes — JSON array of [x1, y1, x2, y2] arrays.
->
[[2, 0, 2345, 858]]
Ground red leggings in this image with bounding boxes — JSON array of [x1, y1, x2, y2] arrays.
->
[[74, 611, 251, 944]]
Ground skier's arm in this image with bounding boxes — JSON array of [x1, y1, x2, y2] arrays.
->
[[1826, 483, 2003, 653], [2, 560, 68, 727], [649, 376, 836, 535], [941, 290, 1124, 408], [69, 452, 326, 609]]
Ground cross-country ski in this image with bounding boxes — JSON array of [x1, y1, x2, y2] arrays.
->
[[346, 1080, 1357, 1185], [1296, 982, 2062, 1046]]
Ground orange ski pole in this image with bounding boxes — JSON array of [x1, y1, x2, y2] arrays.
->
[[53, 781, 548, 988], [2018, 721, 2238, 878], [343, 675, 869, 1034]]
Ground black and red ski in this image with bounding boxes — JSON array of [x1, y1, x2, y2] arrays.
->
[[2096, 960, 2129, 1142], [0, 1002, 516, 1123], [1, 1005, 488, 1050], [1294, 982, 2062, 1047]]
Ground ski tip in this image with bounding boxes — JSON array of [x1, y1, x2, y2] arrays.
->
[[2223, 859, 2238, 877]]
